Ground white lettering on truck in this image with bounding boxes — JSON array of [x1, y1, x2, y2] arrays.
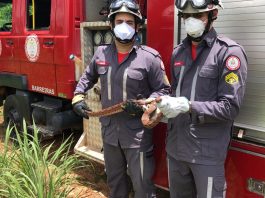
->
[[32, 85, 55, 95]]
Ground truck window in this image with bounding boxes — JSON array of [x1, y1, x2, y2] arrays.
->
[[0, 0, 12, 32], [26, 0, 51, 30]]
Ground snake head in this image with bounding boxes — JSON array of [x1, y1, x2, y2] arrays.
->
[[141, 102, 163, 129], [121, 99, 144, 117]]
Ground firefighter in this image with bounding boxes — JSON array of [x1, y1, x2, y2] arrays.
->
[[157, 0, 247, 197], [72, 0, 171, 197]]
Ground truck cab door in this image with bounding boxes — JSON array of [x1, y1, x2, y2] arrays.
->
[[0, 0, 17, 73], [19, 0, 56, 96]]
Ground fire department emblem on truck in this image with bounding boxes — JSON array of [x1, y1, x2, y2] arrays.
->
[[25, 34, 40, 62]]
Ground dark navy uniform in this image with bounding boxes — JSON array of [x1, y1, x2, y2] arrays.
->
[[167, 28, 247, 197], [75, 43, 170, 198]]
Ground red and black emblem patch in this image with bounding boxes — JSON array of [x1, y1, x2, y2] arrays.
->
[[225, 56, 241, 71]]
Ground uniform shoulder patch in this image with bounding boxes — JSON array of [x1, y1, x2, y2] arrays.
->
[[226, 56, 241, 71], [225, 72, 239, 85]]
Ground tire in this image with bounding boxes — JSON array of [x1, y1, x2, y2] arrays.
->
[[3, 94, 23, 138]]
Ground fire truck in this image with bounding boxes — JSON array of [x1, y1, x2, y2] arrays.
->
[[0, 0, 265, 197]]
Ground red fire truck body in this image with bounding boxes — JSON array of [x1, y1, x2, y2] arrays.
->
[[0, 0, 85, 99], [1, 0, 265, 197], [0, 0, 86, 137]]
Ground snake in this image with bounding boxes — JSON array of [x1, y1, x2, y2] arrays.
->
[[84, 99, 163, 129]]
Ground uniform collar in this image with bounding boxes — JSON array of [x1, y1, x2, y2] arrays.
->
[[110, 41, 139, 54], [183, 28, 217, 48], [204, 28, 217, 47]]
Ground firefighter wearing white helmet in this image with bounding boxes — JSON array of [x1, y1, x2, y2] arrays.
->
[[108, 0, 143, 44], [157, 0, 248, 197], [73, 0, 170, 197], [177, 0, 224, 42], [177, 0, 224, 13]]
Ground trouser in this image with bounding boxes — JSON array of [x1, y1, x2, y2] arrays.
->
[[103, 142, 156, 198], [167, 155, 227, 198]]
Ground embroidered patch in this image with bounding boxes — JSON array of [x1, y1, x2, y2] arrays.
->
[[226, 56, 240, 71], [96, 60, 109, 66], [225, 72, 239, 85], [174, 61, 184, 67], [161, 61, 165, 71]]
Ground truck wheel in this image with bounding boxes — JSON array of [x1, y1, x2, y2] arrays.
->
[[3, 95, 23, 138]]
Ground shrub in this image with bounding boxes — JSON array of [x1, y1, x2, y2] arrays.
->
[[0, 120, 81, 198]]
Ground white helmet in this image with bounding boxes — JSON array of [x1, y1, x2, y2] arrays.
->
[[176, 0, 224, 13], [108, 0, 143, 22]]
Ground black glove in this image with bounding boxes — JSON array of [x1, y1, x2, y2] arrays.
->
[[73, 100, 91, 119], [122, 99, 144, 117]]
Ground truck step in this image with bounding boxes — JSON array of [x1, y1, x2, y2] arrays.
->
[[28, 125, 61, 140]]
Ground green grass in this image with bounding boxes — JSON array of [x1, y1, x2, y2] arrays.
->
[[0, 120, 83, 198]]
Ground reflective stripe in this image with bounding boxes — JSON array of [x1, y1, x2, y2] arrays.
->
[[107, 67, 112, 100], [175, 66, 185, 97], [190, 66, 199, 101], [140, 151, 144, 180], [175, 65, 199, 101], [223, 182, 227, 198], [123, 68, 128, 101], [207, 177, 213, 198], [167, 158, 171, 188]]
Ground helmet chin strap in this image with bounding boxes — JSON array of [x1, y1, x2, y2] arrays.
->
[[188, 11, 214, 42]]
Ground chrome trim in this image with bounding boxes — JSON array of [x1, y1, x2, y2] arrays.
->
[[230, 146, 265, 158]]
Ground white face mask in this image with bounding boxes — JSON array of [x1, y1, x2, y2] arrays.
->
[[184, 17, 206, 38], [114, 22, 136, 41]]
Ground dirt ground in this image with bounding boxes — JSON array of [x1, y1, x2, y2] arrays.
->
[[0, 106, 169, 198]]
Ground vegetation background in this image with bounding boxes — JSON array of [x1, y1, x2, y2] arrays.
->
[[0, 3, 12, 27]]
